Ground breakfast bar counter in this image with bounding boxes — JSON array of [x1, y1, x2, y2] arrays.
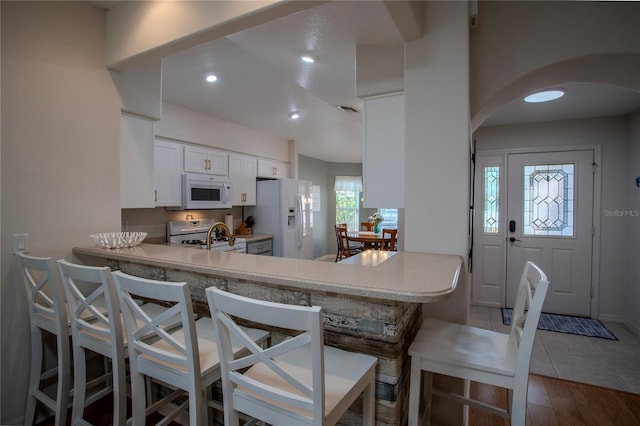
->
[[73, 243, 461, 303], [73, 243, 463, 426]]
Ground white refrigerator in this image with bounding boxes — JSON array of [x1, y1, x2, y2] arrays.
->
[[252, 179, 314, 259]]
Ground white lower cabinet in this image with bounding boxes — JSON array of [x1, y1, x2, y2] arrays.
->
[[154, 139, 183, 207], [257, 158, 288, 179], [229, 153, 257, 206], [246, 238, 272, 256]]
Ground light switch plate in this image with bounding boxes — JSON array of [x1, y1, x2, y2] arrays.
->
[[13, 233, 29, 254]]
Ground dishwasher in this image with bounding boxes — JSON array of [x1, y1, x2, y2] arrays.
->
[[246, 239, 273, 256]]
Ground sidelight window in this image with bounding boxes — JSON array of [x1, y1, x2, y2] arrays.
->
[[483, 166, 500, 234]]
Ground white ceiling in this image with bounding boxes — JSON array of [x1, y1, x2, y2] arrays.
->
[[484, 82, 640, 127], [161, 1, 404, 164], [105, 1, 640, 163]]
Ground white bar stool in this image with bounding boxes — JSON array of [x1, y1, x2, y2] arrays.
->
[[57, 260, 185, 425], [407, 261, 549, 426], [16, 253, 72, 426], [112, 271, 269, 426], [207, 287, 378, 426]]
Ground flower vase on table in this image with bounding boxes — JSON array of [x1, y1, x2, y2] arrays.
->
[[368, 212, 384, 234]]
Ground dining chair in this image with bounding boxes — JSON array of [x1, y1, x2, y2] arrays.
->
[[360, 222, 373, 231], [334, 224, 346, 261], [112, 271, 269, 426], [16, 253, 73, 426], [57, 260, 184, 426], [381, 229, 397, 251], [407, 261, 549, 426], [334, 224, 361, 261], [206, 287, 377, 426]]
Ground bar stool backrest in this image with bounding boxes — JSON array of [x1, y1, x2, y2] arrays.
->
[[207, 287, 325, 425], [16, 253, 71, 426]]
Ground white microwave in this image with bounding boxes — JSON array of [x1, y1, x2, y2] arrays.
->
[[181, 173, 231, 209]]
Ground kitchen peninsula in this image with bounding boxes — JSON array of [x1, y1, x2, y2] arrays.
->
[[73, 243, 463, 426]]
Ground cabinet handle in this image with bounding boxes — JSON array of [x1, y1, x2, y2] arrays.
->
[[205, 159, 210, 170], [242, 193, 246, 202], [154, 190, 157, 202], [272, 167, 277, 176]]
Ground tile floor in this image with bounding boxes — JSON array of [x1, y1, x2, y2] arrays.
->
[[469, 305, 640, 394]]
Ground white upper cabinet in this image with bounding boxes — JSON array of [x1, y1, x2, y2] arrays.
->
[[120, 113, 155, 208], [363, 93, 405, 208], [154, 139, 183, 207], [257, 158, 288, 179], [228, 153, 257, 206], [184, 145, 228, 176]]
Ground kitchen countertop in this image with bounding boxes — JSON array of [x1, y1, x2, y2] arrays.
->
[[73, 243, 462, 303]]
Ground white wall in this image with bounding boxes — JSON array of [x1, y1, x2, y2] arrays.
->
[[1, 3, 121, 423], [470, 1, 640, 125], [155, 102, 289, 162], [628, 111, 640, 334], [105, 0, 313, 70], [474, 116, 631, 323], [403, 9, 471, 419]]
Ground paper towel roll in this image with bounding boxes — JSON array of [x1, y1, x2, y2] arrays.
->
[[225, 214, 234, 234]]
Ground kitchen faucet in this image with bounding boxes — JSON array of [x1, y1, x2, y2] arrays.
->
[[205, 222, 235, 250]]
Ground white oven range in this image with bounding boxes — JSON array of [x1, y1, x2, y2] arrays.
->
[[167, 219, 246, 253]]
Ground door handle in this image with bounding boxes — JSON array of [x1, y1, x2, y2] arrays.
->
[[509, 237, 522, 243]]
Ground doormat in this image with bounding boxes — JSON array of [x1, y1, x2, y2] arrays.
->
[[501, 308, 617, 340]]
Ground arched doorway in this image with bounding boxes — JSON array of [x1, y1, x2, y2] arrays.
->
[[470, 54, 640, 317]]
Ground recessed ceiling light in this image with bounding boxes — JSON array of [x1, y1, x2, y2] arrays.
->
[[524, 89, 564, 103], [205, 74, 218, 83], [300, 54, 315, 63], [288, 111, 301, 120]]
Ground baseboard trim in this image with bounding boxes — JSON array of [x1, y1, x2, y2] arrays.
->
[[624, 319, 640, 338], [598, 313, 624, 323]]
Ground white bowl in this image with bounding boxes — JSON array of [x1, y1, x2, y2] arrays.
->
[[89, 232, 147, 249]]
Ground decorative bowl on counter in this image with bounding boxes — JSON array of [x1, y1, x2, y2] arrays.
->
[[89, 232, 147, 249]]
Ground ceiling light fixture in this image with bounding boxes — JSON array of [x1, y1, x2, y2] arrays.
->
[[524, 89, 564, 103], [288, 111, 301, 120], [300, 54, 315, 63], [205, 74, 218, 83]]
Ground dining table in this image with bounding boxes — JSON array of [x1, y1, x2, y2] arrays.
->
[[347, 230, 391, 250]]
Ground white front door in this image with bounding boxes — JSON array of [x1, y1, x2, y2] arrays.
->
[[506, 150, 594, 316]]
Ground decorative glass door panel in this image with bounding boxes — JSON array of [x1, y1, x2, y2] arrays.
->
[[523, 164, 574, 236]]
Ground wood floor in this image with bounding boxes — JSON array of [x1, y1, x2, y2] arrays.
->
[[469, 374, 640, 426], [35, 373, 640, 426]]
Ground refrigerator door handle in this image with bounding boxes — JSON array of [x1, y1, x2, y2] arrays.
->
[[296, 195, 303, 248]]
